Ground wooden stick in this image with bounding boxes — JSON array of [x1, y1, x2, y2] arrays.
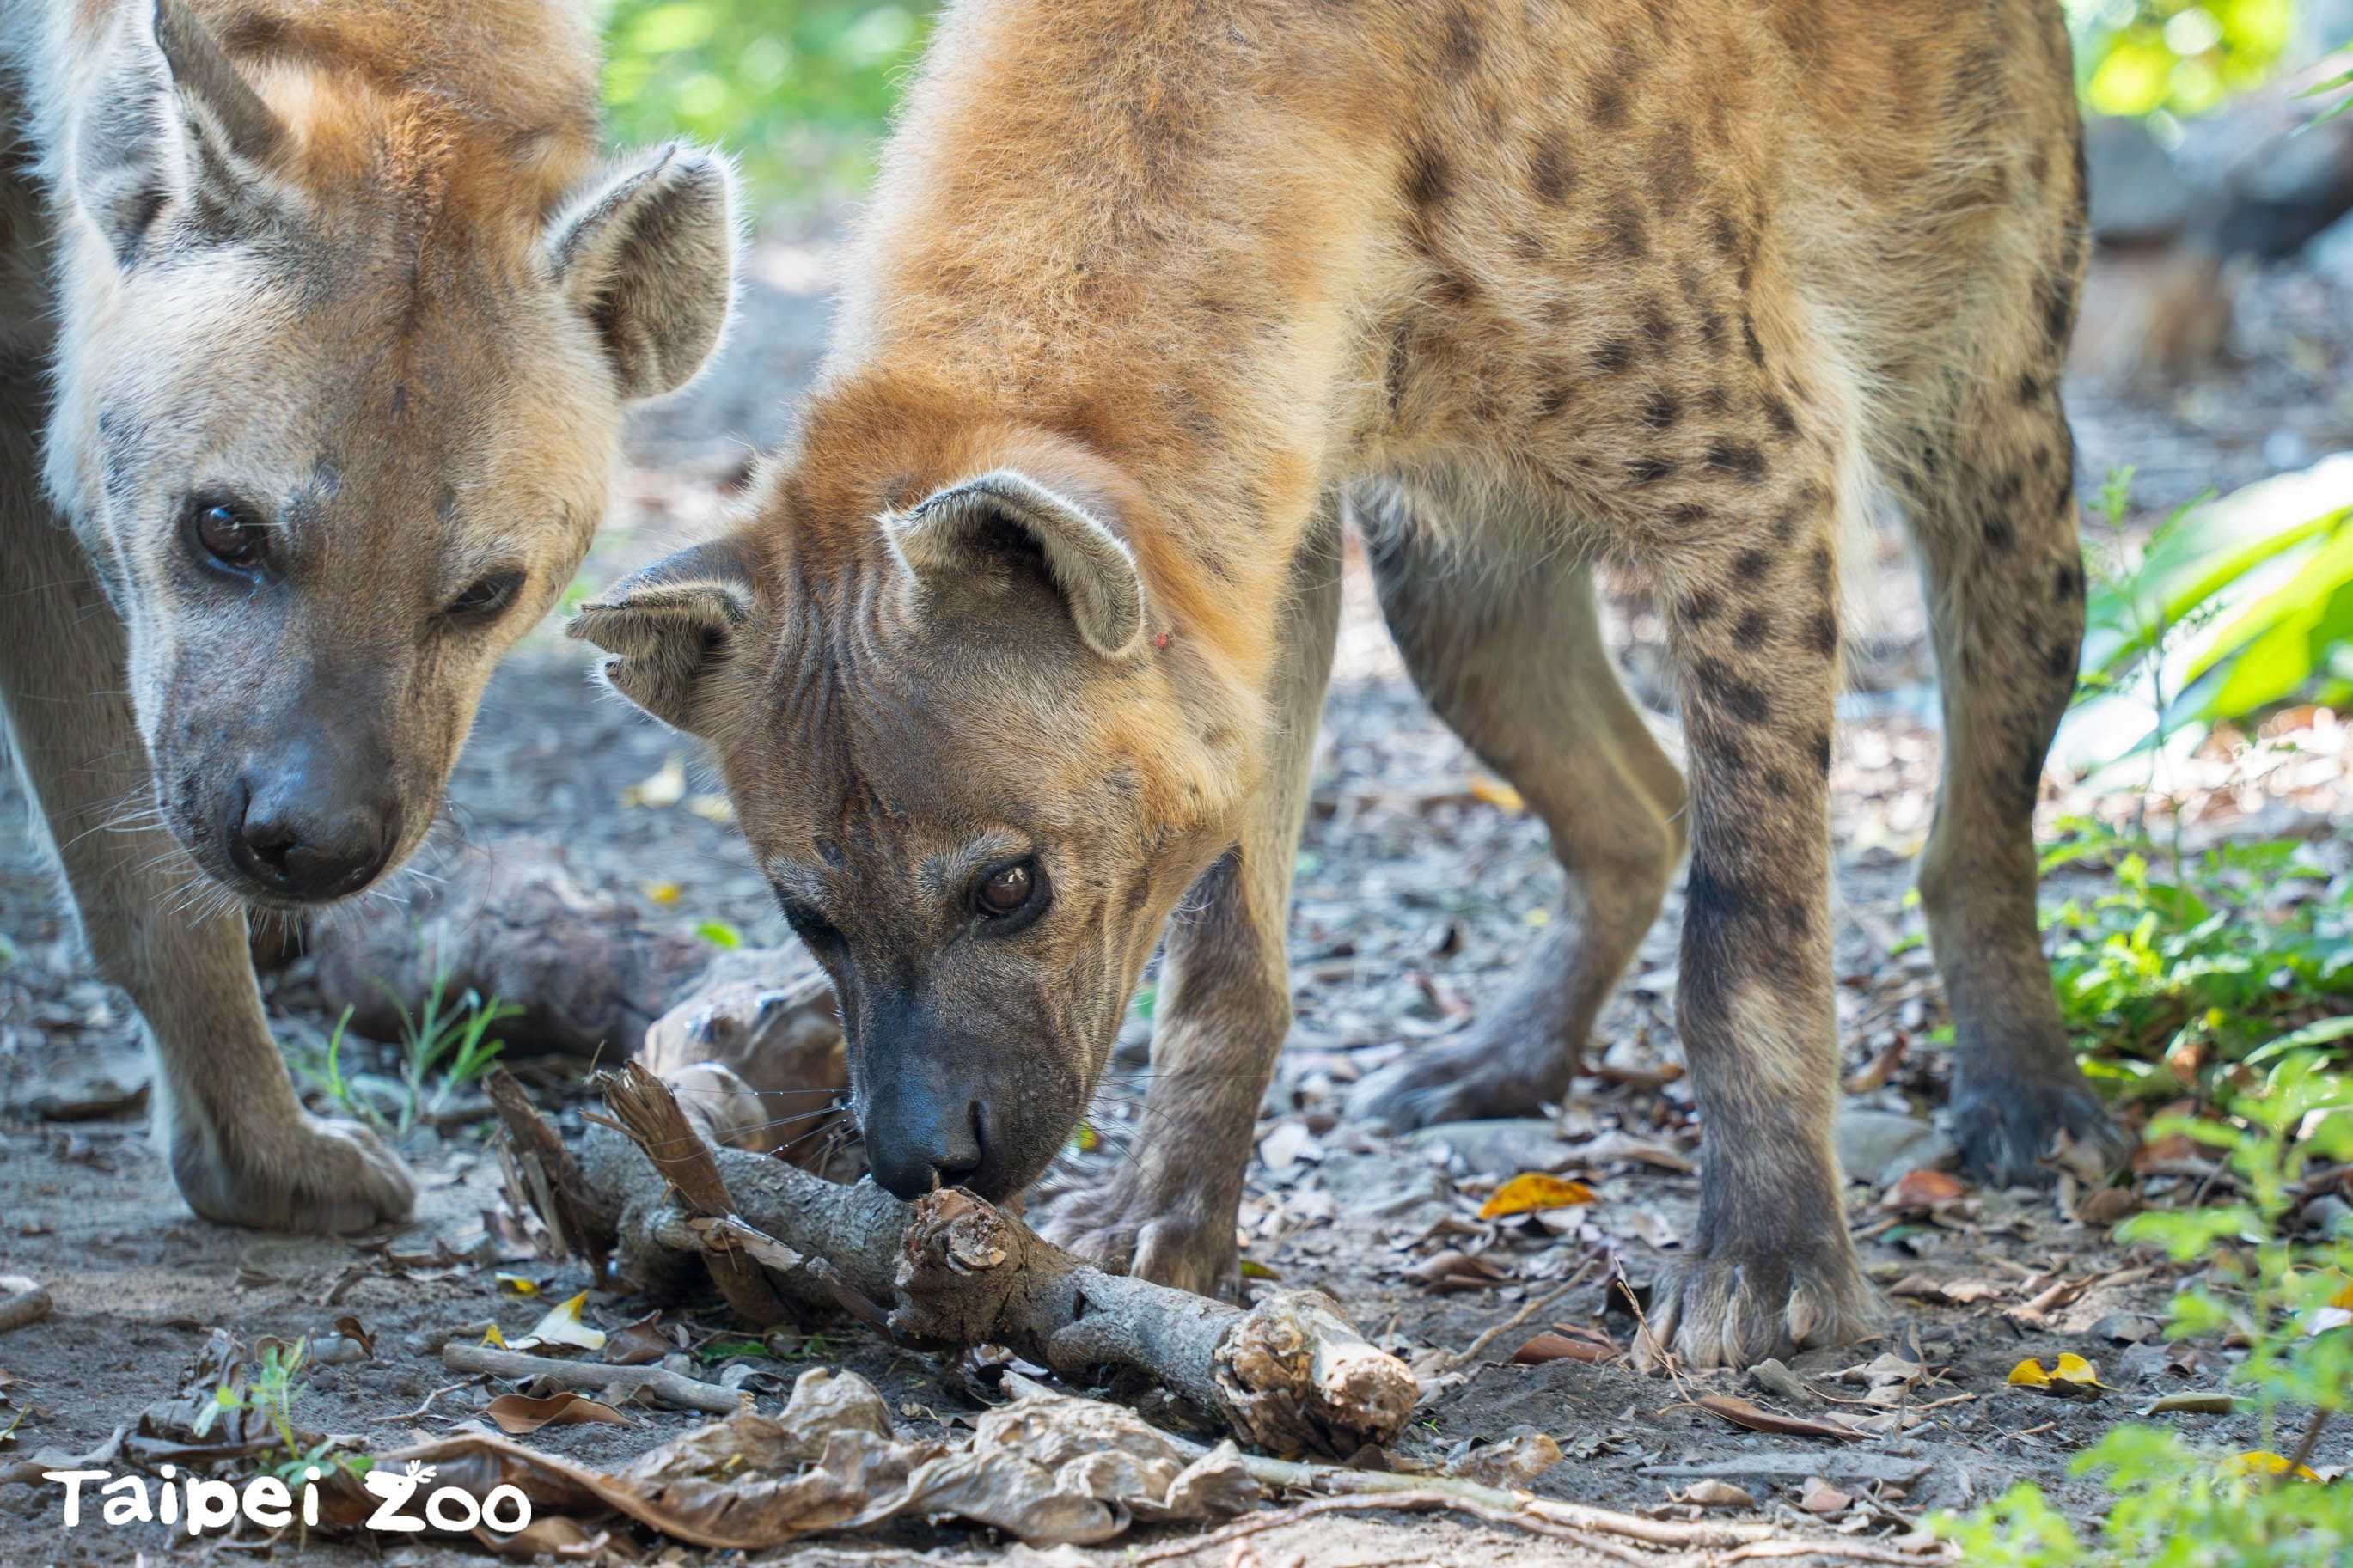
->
[[598, 1064, 791, 1329], [0, 1286, 52, 1335], [547, 1062, 1417, 1458], [441, 1342, 746, 1416], [484, 1068, 609, 1281]]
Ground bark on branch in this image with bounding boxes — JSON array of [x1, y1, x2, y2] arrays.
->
[[492, 1063, 1416, 1458]]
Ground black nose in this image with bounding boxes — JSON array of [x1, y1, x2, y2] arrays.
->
[[866, 1095, 987, 1200], [224, 767, 397, 902]]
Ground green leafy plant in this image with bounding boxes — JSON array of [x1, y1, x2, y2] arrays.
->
[[1934, 1052, 2353, 1564], [195, 1338, 372, 1486], [2043, 823, 2353, 1094], [381, 967, 521, 1134], [2079, 460, 2353, 753]]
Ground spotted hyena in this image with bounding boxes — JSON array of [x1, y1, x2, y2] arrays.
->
[[577, 0, 2123, 1364], [0, 0, 735, 1232]]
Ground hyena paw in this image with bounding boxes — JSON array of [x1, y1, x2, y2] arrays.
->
[[1950, 1071, 2129, 1189], [1344, 1035, 1557, 1133], [1039, 1186, 1237, 1300], [173, 1113, 417, 1235], [1635, 1243, 1880, 1370]]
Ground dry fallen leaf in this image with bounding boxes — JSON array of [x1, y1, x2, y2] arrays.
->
[[2006, 1353, 2112, 1397], [1509, 1332, 1610, 1366], [1886, 1274, 2002, 1305], [1798, 1476, 1854, 1514], [1883, 1168, 1968, 1211], [1466, 772, 1525, 813], [604, 1312, 672, 1369], [1403, 1249, 1515, 1293], [486, 1391, 631, 1435], [1478, 1173, 1597, 1220], [1675, 1480, 1756, 1509], [511, 1291, 608, 1353], [2141, 1392, 2234, 1416], [621, 756, 688, 808], [1696, 1394, 1865, 1443], [2228, 1449, 2320, 1481]]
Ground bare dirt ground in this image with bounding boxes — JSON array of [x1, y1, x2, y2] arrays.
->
[[3, 229, 2351, 1565]]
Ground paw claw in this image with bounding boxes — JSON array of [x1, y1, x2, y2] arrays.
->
[[1345, 1038, 1555, 1133], [1637, 1246, 1879, 1370], [174, 1113, 417, 1234], [1951, 1074, 2125, 1189], [1038, 1186, 1233, 1298]]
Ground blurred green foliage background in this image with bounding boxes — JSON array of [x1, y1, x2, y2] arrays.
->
[[601, 0, 932, 201], [2066, 0, 2301, 117], [600, 3, 2342, 204]]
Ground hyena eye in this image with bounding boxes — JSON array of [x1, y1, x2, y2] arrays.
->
[[447, 570, 525, 620], [184, 497, 269, 574], [973, 858, 1047, 924]]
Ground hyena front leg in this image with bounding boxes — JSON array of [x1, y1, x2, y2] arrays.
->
[[1644, 497, 1875, 1368], [1040, 509, 1342, 1296], [1906, 391, 2126, 1185], [0, 373, 413, 1235], [1347, 485, 1684, 1131]]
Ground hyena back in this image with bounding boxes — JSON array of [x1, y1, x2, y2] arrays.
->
[[579, 0, 2119, 1365], [0, 0, 735, 1232]]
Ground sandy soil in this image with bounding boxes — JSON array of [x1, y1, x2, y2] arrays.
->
[[2, 233, 2350, 1565]]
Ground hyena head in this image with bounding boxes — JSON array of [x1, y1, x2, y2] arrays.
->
[[44, 0, 736, 905], [573, 412, 1262, 1200]]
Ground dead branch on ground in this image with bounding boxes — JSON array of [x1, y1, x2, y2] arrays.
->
[[490, 1062, 1416, 1458]]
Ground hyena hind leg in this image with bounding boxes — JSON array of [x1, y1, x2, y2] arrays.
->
[[1901, 389, 2129, 1186], [1346, 485, 1685, 1133]]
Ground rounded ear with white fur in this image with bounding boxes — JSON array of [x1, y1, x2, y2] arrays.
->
[[76, 0, 290, 263], [566, 535, 756, 735], [886, 470, 1147, 659], [547, 144, 739, 401]]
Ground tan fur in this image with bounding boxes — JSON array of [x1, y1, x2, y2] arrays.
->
[[582, 0, 2117, 1366], [1, 0, 736, 1233]]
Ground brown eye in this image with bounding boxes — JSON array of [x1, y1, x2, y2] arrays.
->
[[974, 859, 1038, 920], [448, 570, 524, 620], [187, 499, 268, 572]]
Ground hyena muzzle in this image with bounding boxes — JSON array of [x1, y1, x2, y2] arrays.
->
[[578, 0, 2127, 1366], [0, 0, 736, 1232]]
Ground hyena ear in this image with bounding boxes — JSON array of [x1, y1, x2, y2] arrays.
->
[[887, 470, 1148, 660], [77, 0, 290, 262], [547, 144, 740, 402], [566, 534, 758, 735]]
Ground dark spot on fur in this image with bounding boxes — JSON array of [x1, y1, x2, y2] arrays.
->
[[1590, 339, 1635, 374], [1733, 547, 1772, 579], [1733, 607, 1772, 648], [1811, 728, 1834, 775], [1761, 394, 1800, 440], [1534, 379, 1577, 419], [1807, 609, 1837, 659], [1683, 585, 1724, 622], [1442, 5, 1482, 70], [1607, 202, 1647, 259], [1403, 143, 1450, 210], [1530, 140, 1575, 204], [2056, 559, 2085, 601], [1983, 516, 2015, 552], [1510, 229, 1546, 263], [1740, 314, 1767, 368], [2046, 638, 2076, 680], [1638, 298, 1676, 353], [1642, 389, 1683, 429], [1810, 543, 1834, 595], [1707, 441, 1768, 484], [1629, 454, 1678, 485], [1592, 81, 1627, 127], [1646, 124, 1694, 215]]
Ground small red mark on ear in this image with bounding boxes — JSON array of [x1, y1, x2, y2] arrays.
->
[[1152, 631, 1171, 651]]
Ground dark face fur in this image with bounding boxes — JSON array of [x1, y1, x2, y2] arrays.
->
[[573, 471, 1250, 1201]]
